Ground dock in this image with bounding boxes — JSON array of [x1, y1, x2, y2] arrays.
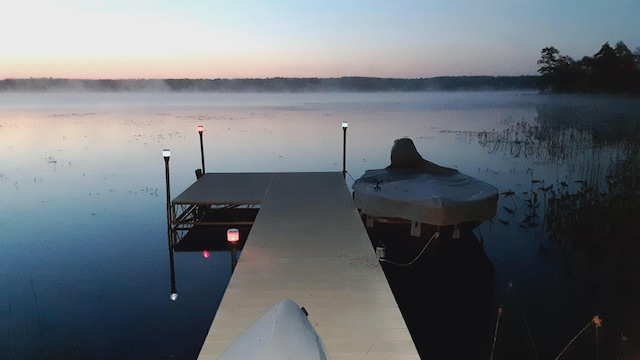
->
[[171, 172, 419, 359]]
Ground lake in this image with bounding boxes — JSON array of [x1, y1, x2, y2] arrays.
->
[[1, 91, 639, 359]]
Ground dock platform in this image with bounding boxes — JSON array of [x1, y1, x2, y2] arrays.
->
[[179, 172, 419, 359]]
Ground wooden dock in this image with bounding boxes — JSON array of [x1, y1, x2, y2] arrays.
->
[[176, 172, 419, 359]]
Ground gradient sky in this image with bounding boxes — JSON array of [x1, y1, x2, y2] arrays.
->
[[2, 0, 639, 79]]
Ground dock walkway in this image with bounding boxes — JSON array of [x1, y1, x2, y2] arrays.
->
[[184, 172, 419, 359]]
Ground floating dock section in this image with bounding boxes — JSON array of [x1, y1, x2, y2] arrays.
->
[[178, 172, 419, 359]]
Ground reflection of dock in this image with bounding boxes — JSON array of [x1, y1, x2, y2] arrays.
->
[[171, 172, 419, 359]]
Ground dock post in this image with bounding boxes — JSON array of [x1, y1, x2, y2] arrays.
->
[[163, 149, 172, 244], [342, 121, 348, 178], [198, 125, 206, 174]]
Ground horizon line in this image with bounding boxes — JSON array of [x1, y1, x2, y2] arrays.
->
[[1, 74, 539, 81]]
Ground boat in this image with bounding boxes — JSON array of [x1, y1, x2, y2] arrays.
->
[[353, 138, 497, 358], [219, 299, 328, 360], [352, 137, 499, 238]]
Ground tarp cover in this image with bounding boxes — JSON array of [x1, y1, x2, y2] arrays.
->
[[219, 299, 328, 360], [352, 138, 498, 226]]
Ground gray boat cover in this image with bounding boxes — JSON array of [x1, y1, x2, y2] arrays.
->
[[352, 138, 498, 226]]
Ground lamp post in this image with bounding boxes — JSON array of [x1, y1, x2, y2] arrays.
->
[[227, 228, 239, 271], [163, 149, 172, 244], [164, 148, 178, 301], [198, 125, 205, 174], [342, 122, 348, 178]]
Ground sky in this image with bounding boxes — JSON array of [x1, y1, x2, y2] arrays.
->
[[2, 0, 639, 80]]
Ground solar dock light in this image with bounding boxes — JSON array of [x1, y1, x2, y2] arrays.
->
[[228, 228, 240, 271], [227, 228, 240, 243], [342, 121, 348, 178], [198, 125, 205, 174]]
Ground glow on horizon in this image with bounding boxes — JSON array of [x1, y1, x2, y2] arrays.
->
[[2, 0, 639, 80]]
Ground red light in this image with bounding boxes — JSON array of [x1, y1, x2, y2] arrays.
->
[[198, 125, 204, 134], [202, 250, 210, 258], [227, 228, 240, 243]]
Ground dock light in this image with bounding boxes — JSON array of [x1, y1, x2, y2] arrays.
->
[[163, 149, 172, 239], [376, 243, 386, 260], [227, 228, 240, 243], [228, 228, 240, 271], [342, 122, 348, 178], [198, 125, 206, 174]]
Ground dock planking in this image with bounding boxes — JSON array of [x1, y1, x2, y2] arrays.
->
[[189, 172, 419, 359]]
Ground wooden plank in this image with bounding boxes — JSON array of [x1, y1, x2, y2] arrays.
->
[[196, 172, 419, 359]]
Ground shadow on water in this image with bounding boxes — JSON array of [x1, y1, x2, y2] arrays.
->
[[364, 220, 495, 359]]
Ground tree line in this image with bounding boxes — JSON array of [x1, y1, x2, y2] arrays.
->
[[0, 76, 538, 93], [538, 41, 640, 93]]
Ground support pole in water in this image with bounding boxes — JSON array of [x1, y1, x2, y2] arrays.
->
[[342, 121, 348, 178], [163, 149, 172, 245], [198, 125, 206, 174], [164, 149, 177, 301]]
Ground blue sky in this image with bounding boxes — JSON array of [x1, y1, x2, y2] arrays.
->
[[2, 0, 639, 79]]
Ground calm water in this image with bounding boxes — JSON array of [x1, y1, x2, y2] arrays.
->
[[1, 91, 639, 359]]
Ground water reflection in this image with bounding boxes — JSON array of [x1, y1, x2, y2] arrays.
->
[[168, 242, 178, 301], [167, 219, 250, 300], [3, 91, 639, 358], [365, 221, 495, 359]]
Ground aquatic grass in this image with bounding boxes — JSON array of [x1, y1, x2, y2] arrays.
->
[[555, 315, 602, 360], [28, 272, 42, 333], [498, 179, 547, 233]]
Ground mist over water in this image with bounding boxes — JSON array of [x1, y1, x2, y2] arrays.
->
[[1, 91, 638, 359]]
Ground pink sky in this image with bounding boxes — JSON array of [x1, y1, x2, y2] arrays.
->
[[2, 0, 638, 79]]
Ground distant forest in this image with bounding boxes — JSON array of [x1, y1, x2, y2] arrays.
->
[[4, 41, 639, 94], [538, 41, 640, 93], [0, 76, 538, 93]]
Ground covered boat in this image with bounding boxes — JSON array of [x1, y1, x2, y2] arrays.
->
[[352, 138, 498, 237]]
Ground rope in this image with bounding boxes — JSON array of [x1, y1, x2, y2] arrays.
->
[[380, 230, 440, 267], [508, 281, 540, 360], [345, 170, 356, 183], [490, 305, 504, 360]]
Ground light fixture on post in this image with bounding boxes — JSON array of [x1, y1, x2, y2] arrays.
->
[[198, 125, 205, 174], [163, 149, 172, 234], [163, 148, 177, 301], [342, 122, 348, 178], [227, 228, 240, 271]]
